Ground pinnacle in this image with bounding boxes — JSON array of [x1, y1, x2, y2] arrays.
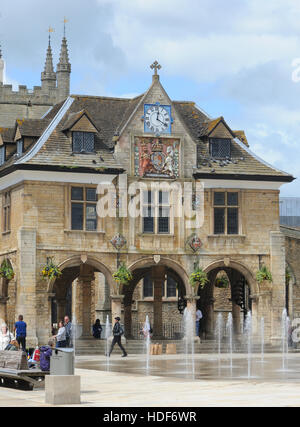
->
[[57, 36, 71, 71]]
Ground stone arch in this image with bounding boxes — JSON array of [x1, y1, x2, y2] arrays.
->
[[47, 254, 116, 295], [202, 259, 258, 295], [127, 256, 191, 295]]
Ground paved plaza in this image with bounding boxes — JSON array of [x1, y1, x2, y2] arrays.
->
[[0, 353, 300, 407]]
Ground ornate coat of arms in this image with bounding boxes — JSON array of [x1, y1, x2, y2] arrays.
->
[[134, 137, 179, 178]]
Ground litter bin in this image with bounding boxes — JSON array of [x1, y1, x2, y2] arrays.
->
[[50, 348, 74, 375]]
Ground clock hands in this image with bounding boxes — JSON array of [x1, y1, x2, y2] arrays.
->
[[156, 112, 165, 125]]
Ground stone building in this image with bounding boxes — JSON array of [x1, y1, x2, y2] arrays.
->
[[0, 33, 71, 127], [0, 59, 295, 347]]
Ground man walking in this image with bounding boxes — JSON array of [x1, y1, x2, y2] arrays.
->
[[14, 315, 27, 352], [108, 317, 127, 357], [64, 316, 72, 347]]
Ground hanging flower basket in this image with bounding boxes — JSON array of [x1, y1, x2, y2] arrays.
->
[[189, 267, 209, 289], [41, 257, 62, 281], [0, 260, 14, 280], [112, 263, 133, 285], [215, 275, 229, 288], [256, 265, 272, 284]]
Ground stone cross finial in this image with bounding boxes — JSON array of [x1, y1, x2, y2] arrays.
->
[[150, 60, 161, 76]]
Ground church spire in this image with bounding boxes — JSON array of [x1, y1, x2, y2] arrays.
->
[[56, 18, 71, 102], [41, 27, 56, 93]]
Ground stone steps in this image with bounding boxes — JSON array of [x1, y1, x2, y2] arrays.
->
[[74, 338, 281, 355]]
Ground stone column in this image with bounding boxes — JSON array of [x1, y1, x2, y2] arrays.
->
[[185, 295, 200, 341], [111, 295, 124, 322], [124, 303, 133, 338], [80, 277, 92, 337], [270, 231, 286, 346], [56, 298, 66, 324], [152, 265, 165, 339], [205, 300, 214, 338], [17, 227, 38, 347], [232, 301, 241, 335], [0, 297, 8, 325]]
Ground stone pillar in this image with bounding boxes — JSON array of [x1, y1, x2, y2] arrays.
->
[[205, 301, 214, 338], [232, 301, 241, 335], [111, 295, 124, 322], [56, 298, 66, 324], [80, 277, 92, 337], [94, 273, 111, 323], [185, 296, 200, 340], [152, 265, 165, 339], [17, 227, 38, 347], [124, 303, 133, 338], [270, 231, 286, 346], [0, 297, 8, 325]]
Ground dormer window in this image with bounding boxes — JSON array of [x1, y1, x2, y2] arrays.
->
[[72, 131, 95, 153], [0, 147, 5, 165], [17, 139, 23, 156], [209, 138, 231, 159]]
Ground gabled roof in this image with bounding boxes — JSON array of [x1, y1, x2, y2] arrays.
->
[[61, 110, 99, 133], [0, 82, 294, 182], [234, 130, 249, 147], [0, 127, 15, 143], [15, 118, 51, 139]]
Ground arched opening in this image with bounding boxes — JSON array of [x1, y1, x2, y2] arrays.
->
[[123, 259, 189, 340], [49, 256, 114, 339], [198, 261, 254, 339]]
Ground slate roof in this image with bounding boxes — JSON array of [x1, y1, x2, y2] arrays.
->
[[0, 127, 15, 143], [17, 118, 51, 138], [0, 92, 294, 181]]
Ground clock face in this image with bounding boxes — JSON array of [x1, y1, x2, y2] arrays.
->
[[144, 104, 171, 134]]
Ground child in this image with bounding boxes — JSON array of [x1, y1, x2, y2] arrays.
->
[[39, 339, 55, 371]]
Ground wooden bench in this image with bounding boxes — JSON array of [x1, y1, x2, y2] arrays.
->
[[0, 368, 49, 390], [0, 351, 49, 390]]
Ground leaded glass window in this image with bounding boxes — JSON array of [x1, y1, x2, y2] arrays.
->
[[0, 147, 5, 165], [3, 191, 11, 232], [143, 274, 153, 297], [142, 190, 170, 234], [167, 276, 177, 297], [213, 191, 239, 234], [71, 186, 97, 231], [210, 138, 231, 158], [72, 132, 95, 153]]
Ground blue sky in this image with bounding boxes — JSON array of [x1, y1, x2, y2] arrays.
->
[[1, 0, 300, 196]]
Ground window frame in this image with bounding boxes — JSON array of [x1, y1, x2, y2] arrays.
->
[[2, 191, 11, 233], [17, 139, 23, 156], [141, 189, 172, 235], [142, 273, 178, 300], [213, 190, 240, 235], [0, 147, 5, 165], [209, 138, 231, 159], [70, 185, 98, 231], [72, 131, 95, 153]]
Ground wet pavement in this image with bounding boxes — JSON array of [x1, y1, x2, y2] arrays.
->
[[75, 352, 300, 383], [1, 353, 300, 406]]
